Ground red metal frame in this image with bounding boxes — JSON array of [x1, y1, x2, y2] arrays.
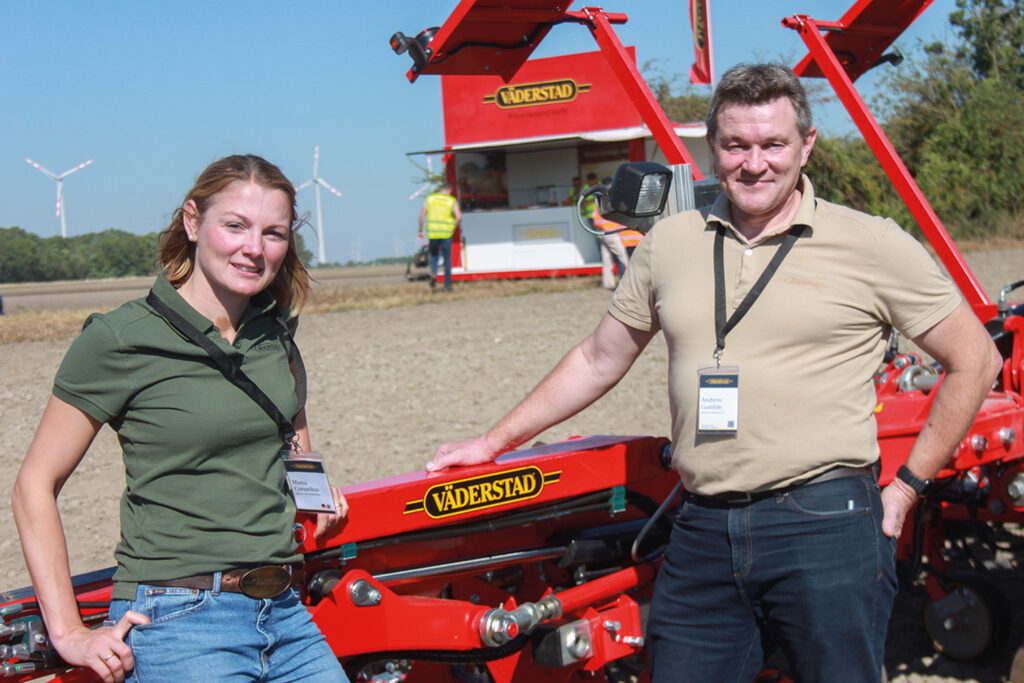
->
[[406, 1, 568, 83], [793, 0, 935, 81], [567, 8, 703, 176], [0, 436, 681, 682], [783, 13, 995, 320]]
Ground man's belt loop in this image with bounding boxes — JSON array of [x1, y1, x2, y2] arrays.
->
[[212, 570, 222, 596]]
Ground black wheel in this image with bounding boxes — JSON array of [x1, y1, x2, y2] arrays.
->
[[923, 573, 1011, 661]]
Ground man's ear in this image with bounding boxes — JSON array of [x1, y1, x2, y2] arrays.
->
[[800, 126, 818, 167]]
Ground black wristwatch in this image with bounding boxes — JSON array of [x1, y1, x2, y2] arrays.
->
[[896, 465, 929, 496]]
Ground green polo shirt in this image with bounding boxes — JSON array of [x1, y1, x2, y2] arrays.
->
[[54, 274, 302, 600]]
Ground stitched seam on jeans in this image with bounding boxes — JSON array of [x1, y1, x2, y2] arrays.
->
[[734, 627, 761, 683], [782, 492, 872, 518], [862, 476, 886, 584], [136, 590, 209, 628]]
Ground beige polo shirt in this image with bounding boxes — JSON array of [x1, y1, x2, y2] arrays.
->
[[609, 176, 960, 495]]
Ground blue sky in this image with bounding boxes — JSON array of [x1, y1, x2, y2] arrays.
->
[[1, 1, 957, 265]]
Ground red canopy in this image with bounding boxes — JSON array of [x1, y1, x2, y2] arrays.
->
[[793, 0, 933, 82], [406, 0, 576, 82]]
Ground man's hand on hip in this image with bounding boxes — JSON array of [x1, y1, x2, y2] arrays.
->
[[880, 478, 919, 538]]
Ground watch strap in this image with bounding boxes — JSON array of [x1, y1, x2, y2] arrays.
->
[[896, 465, 928, 495]]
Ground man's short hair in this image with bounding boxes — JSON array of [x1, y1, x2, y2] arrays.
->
[[705, 63, 813, 141]]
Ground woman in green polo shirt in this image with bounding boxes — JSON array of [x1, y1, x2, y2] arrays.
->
[[13, 155, 350, 682]]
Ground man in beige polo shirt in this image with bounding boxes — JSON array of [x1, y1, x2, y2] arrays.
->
[[428, 64, 1001, 681]]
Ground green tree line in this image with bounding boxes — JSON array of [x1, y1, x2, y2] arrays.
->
[[0, 226, 316, 284], [0, 227, 160, 283]]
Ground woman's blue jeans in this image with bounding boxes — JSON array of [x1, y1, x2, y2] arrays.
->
[[647, 474, 897, 683], [108, 574, 348, 682]]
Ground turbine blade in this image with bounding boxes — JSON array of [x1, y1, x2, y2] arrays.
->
[[25, 157, 58, 179], [295, 179, 314, 192], [316, 178, 342, 198], [60, 159, 94, 178], [313, 145, 319, 177], [409, 184, 429, 200]]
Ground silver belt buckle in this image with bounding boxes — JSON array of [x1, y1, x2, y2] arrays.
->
[[239, 566, 291, 598]]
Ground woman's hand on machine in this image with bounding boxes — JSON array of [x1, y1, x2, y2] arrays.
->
[[313, 485, 349, 539]]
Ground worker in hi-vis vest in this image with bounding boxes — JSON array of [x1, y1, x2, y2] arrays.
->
[[582, 172, 628, 290], [592, 203, 630, 290], [418, 183, 462, 292], [579, 172, 599, 226]]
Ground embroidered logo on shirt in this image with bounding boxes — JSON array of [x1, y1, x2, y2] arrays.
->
[[783, 276, 826, 290], [254, 341, 283, 353]]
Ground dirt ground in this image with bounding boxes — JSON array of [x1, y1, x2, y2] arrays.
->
[[2, 247, 1023, 681]]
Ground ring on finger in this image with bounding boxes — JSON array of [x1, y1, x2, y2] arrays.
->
[[103, 654, 116, 662]]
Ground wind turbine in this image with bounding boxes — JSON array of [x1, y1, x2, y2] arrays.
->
[[24, 157, 95, 238], [295, 145, 342, 265], [408, 154, 434, 200]]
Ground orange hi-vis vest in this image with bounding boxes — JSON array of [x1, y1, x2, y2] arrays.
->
[[424, 193, 457, 239], [593, 209, 643, 247]]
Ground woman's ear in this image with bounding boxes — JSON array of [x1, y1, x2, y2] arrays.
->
[[183, 200, 199, 242]]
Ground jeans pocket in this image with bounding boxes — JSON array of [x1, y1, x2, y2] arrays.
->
[[784, 477, 874, 518], [137, 587, 208, 627]]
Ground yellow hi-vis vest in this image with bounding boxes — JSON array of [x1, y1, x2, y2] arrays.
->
[[424, 193, 457, 239], [579, 184, 597, 218]]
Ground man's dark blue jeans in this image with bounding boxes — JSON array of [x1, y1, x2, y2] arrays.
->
[[428, 237, 453, 290], [647, 474, 897, 682]]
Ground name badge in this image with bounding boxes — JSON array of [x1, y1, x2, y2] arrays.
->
[[697, 364, 739, 434], [281, 450, 337, 513]]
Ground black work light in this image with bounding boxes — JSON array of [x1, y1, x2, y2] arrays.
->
[[605, 162, 672, 218], [389, 27, 440, 72], [573, 162, 673, 236]]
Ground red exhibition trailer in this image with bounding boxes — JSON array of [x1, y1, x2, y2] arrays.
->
[[410, 45, 710, 280]]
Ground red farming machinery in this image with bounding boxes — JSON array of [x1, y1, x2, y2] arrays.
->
[[3, 1, 1024, 681]]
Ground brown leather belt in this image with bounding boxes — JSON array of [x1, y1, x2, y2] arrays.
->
[[145, 564, 302, 599], [688, 463, 879, 507]]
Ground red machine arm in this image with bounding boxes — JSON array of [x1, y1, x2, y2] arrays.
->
[[784, 13, 994, 319]]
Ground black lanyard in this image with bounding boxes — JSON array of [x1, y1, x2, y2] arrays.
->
[[713, 224, 805, 365], [146, 291, 305, 447]]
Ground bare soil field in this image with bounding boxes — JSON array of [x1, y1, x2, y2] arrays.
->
[[2, 247, 1023, 681]]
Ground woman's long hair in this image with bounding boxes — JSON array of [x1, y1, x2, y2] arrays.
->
[[157, 154, 310, 315]]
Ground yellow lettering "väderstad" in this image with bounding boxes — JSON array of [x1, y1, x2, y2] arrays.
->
[[422, 466, 544, 518], [491, 80, 578, 109]]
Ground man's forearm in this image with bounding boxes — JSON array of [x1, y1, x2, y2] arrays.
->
[[483, 341, 626, 453], [904, 364, 999, 480], [428, 314, 654, 471]]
